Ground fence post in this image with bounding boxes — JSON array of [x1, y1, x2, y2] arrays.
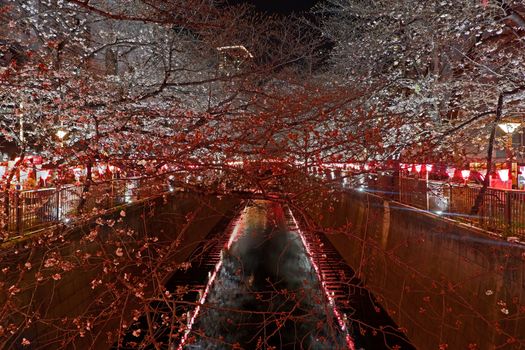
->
[[110, 181, 114, 207], [15, 191, 22, 235], [425, 177, 429, 211], [398, 177, 403, 203], [56, 189, 60, 221], [505, 191, 512, 232], [475, 187, 482, 226], [3, 191, 9, 232], [448, 184, 452, 213]]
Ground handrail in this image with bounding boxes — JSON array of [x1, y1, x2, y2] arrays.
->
[[1, 175, 175, 236], [367, 174, 525, 240]]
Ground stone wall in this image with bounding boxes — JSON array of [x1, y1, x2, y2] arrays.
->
[[302, 190, 525, 350], [2, 192, 241, 349]]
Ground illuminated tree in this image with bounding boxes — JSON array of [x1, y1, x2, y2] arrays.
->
[[316, 0, 525, 164]]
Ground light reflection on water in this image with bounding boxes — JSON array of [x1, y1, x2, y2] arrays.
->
[[185, 200, 347, 349]]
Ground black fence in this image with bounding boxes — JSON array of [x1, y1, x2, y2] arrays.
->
[[1, 177, 171, 236], [367, 174, 525, 239]]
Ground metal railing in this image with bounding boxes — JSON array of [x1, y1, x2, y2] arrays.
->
[[367, 174, 525, 239], [1, 176, 172, 236], [398, 176, 427, 209], [447, 185, 525, 236], [7, 168, 525, 239]]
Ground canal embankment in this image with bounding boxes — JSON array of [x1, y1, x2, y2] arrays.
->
[[295, 189, 525, 350]]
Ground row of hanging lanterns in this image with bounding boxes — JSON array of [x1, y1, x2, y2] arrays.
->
[[316, 162, 512, 183], [401, 163, 511, 182]]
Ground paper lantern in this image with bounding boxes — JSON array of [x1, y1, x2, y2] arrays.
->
[[497, 169, 510, 182], [40, 170, 50, 181]]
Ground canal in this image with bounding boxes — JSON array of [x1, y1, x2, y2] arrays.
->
[[178, 200, 413, 350]]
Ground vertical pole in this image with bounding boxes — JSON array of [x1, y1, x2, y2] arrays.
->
[[448, 183, 452, 213], [16, 190, 22, 235], [56, 189, 60, 221], [393, 161, 400, 202], [426, 171, 430, 211], [505, 191, 512, 233], [3, 190, 9, 232], [398, 176, 403, 204], [479, 187, 484, 227], [507, 135, 513, 189], [111, 181, 114, 207]]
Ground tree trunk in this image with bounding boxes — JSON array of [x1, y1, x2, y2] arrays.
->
[[76, 162, 93, 214], [1, 152, 25, 233], [470, 93, 503, 215], [471, 86, 525, 214]]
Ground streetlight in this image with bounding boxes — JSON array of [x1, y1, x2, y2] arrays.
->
[[18, 102, 24, 144], [461, 169, 471, 184], [498, 122, 520, 188], [498, 122, 520, 134], [425, 164, 433, 210], [56, 129, 67, 140], [56, 129, 67, 148], [40, 169, 50, 187]]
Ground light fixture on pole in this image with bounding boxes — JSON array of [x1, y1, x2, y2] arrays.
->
[[424, 164, 432, 211], [498, 122, 520, 134], [446, 167, 455, 179], [40, 169, 50, 187], [56, 128, 67, 148], [56, 129, 67, 140], [498, 121, 520, 188], [461, 170, 471, 185]]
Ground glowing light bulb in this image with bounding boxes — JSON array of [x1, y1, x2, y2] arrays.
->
[[56, 129, 67, 139]]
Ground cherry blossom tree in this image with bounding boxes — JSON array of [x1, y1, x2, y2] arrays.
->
[[1, 0, 525, 349], [315, 0, 525, 163], [0, 2, 348, 349]]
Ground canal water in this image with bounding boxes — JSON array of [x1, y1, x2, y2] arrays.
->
[[117, 200, 413, 349], [185, 200, 348, 349]]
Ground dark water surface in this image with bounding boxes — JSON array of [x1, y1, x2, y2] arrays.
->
[[187, 200, 347, 349]]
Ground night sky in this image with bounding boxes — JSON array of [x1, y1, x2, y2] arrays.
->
[[227, 0, 331, 70]]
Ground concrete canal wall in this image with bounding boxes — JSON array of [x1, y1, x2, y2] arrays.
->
[[2, 192, 241, 349], [302, 190, 525, 350]]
